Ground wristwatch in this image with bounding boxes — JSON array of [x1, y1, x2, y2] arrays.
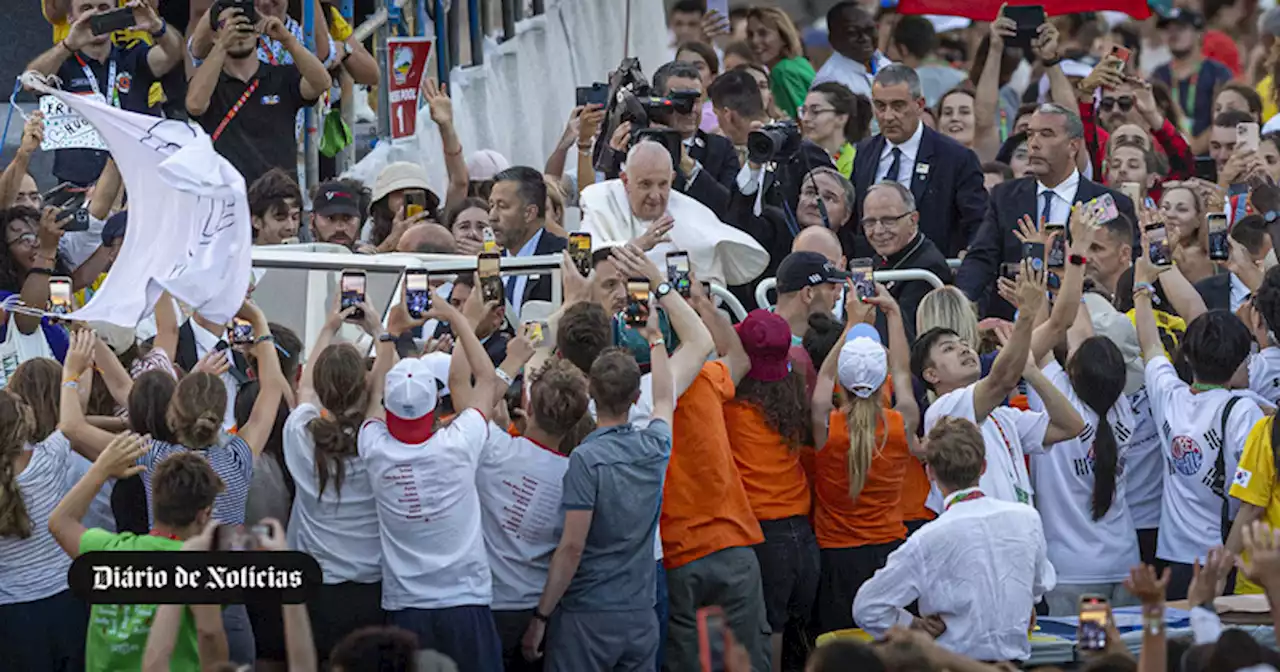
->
[[1263, 210, 1280, 225], [341, 41, 354, 62], [654, 282, 673, 299], [378, 333, 398, 343]]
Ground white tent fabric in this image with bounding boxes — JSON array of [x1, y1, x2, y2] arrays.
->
[[347, 0, 669, 192]]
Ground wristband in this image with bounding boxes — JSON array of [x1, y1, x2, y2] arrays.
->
[[254, 334, 275, 345], [533, 609, 551, 623], [1133, 281, 1156, 297], [151, 19, 167, 39], [62, 380, 78, 389], [1043, 56, 1063, 67], [1068, 253, 1087, 266], [649, 338, 665, 349], [378, 332, 399, 343], [496, 368, 514, 386], [27, 267, 54, 276]]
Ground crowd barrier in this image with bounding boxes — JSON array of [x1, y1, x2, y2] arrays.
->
[[753, 269, 949, 311]]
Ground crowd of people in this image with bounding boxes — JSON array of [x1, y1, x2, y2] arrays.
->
[[14, 0, 1280, 670]]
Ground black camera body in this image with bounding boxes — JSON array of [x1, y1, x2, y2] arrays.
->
[[747, 121, 803, 165], [630, 127, 684, 172]]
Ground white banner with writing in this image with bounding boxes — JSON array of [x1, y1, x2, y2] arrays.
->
[[23, 75, 252, 327], [39, 94, 108, 151]]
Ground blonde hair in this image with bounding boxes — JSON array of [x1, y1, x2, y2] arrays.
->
[[916, 286, 979, 351], [840, 387, 886, 500], [745, 7, 804, 60], [0, 391, 36, 538]]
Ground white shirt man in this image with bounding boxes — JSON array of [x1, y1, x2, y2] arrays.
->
[[813, 50, 894, 99], [1036, 169, 1081, 224], [878, 120, 924, 186]]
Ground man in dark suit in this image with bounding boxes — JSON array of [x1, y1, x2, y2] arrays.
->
[[489, 166, 568, 319], [652, 61, 741, 219], [957, 103, 1136, 320], [1194, 214, 1271, 312], [854, 181, 952, 342], [848, 64, 987, 259]]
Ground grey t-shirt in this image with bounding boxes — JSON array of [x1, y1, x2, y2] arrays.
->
[[560, 419, 672, 612]]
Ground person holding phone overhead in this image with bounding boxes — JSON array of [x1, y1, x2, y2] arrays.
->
[[1151, 9, 1234, 155], [25, 0, 186, 187]]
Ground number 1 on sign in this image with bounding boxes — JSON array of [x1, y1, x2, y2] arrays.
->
[[395, 106, 405, 136]]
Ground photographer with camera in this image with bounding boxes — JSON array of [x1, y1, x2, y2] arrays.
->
[[709, 70, 834, 225], [648, 60, 740, 219]]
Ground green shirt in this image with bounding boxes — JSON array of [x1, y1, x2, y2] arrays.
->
[[80, 529, 202, 672], [770, 56, 817, 120]]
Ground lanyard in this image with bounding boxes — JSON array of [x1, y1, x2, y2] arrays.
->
[[75, 52, 119, 108], [988, 413, 1031, 504], [211, 79, 260, 141], [260, 37, 280, 66], [944, 488, 986, 510], [1179, 72, 1198, 136]]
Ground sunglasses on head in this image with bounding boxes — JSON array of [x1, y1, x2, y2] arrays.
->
[[1100, 96, 1135, 112]]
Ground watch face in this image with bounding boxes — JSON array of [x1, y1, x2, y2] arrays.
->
[[657, 282, 673, 295]]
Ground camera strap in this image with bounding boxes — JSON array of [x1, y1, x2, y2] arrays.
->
[[211, 78, 260, 141]]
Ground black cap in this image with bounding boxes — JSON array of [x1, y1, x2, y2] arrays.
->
[[313, 181, 363, 218], [1157, 8, 1205, 30], [102, 211, 127, 246], [776, 251, 850, 294]]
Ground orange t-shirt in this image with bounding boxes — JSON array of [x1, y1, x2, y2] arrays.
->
[[880, 375, 934, 524], [723, 400, 811, 521], [813, 408, 910, 549], [661, 361, 765, 570]]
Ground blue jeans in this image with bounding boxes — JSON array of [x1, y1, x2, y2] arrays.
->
[[655, 560, 668, 672]]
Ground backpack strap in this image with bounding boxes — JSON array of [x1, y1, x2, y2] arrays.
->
[[1214, 395, 1242, 542]]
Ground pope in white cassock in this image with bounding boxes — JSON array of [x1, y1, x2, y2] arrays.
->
[[579, 141, 769, 287]]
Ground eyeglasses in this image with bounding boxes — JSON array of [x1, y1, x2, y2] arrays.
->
[[4, 233, 36, 248], [861, 212, 913, 230], [798, 105, 836, 119], [1099, 96, 1136, 112]]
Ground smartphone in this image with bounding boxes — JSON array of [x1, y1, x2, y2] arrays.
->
[[1022, 241, 1047, 273], [1078, 595, 1109, 651], [48, 276, 72, 315], [575, 83, 609, 108], [1044, 222, 1067, 269], [1110, 45, 1132, 72], [1207, 213, 1231, 261], [697, 606, 730, 672], [1004, 5, 1046, 50], [1000, 262, 1020, 281], [1238, 122, 1261, 155], [405, 269, 431, 319], [228, 318, 255, 345], [404, 191, 427, 220], [340, 270, 366, 321], [667, 251, 692, 298], [1146, 224, 1173, 267], [90, 7, 136, 35], [569, 232, 593, 277], [214, 524, 260, 552], [57, 207, 91, 233], [1047, 271, 1061, 291], [705, 0, 730, 21], [478, 252, 504, 304], [848, 257, 875, 299], [211, 0, 257, 30], [1120, 182, 1143, 205], [482, 227, 499, 253], [523, 319, 547, 344], [1091, 193, 1120, 223], [624, 279, 651, 328], [41, 182, 79, 208]]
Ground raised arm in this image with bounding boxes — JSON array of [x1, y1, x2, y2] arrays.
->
[[58, 331, 118, 459], [974, 260, 1046, 422], [235, 301, 286, 456], [437, 301, 499, 416], [267, 17, 331, 102], [1132, 236, 1166, 363], [867, 285, 918, 436], [27, 11, 95, 76], [0, 114, 43, 210], [14, 208, 63, 335], [132, 1, 184, 77], [421, 77, 469, 213], [48, 432, 147, 558], [1022, 353, 1086, 445], [973, 14, 1012, 162], [611, 245, 714, 397], [688, 274, 750, 385], [1125, 565, 1171, 672], [186, 11, 244, 117], [1030, 207, 1095, 362], [93, 336, 134, 408], [812, 286, 862, 449], [298, 302, 355, 407], [152, 291, 180, 365]]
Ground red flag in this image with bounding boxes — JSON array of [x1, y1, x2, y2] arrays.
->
[[897, 0, 1150, 22]]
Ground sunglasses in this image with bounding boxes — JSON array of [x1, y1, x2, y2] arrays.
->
[[1100, 96, 1136, 112]]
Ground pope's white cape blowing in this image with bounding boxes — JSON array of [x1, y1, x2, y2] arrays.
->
[[22, 72, 252, 327]]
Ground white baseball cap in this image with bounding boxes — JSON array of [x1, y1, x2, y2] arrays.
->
[[1082, 293, 1145, 396], [837, 324, 887, 398], [384, 358, 440, 444]]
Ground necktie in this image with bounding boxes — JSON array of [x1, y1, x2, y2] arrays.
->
[[1040, 190, 1054, 225], [885, 147, 903, 184], [505, 275, 518, 305]]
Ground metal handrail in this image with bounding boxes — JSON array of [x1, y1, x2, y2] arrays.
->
[[753, 269, 947, 310], [948, 258, 961, 269], [709, 285, 747, 322]]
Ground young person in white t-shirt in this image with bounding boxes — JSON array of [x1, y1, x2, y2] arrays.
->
[[912, 260, 1086, 507], [1133, 239, 1265, 600], [284, 301, 385, 663], [358, 296, 504, 672]]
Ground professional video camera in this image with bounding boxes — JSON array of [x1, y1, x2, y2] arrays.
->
[[592, 58, 700, 173], [747, 121, 804, 165]]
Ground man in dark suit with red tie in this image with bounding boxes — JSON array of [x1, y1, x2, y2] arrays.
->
[[957, 103, 1136, 320], [846, 64, 988, 259]]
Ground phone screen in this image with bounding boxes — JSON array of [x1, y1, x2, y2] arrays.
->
[[625, 280, 651, 328], [229, 318, 255, 345], [1120, 182, 1142, 205], [667, 252, 692, 297], [1077, 596, 1109, 651], [1044, 223, 1067, 268], [404, 191, 427, 219], [1147, 225, 1173, 266], [478, 253, 504, 304], [341, 271, 366, 320], [1207, 214, 1230, 261], [482, 227, 499, 253], [406, 270, 431, 319], [49, 277, 72, 315], [1238, 122, 1261, 154], [523, 320, 547, 344], [569, 233, 593, 277], [848, 257, 875, 299]]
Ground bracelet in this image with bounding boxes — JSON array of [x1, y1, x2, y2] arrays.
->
[[62, 380, 78, 389], [443, 144, 463, 157], [533, 609, 551, 623], [1043, 56, 1063, 67], [496, 368, 514, 386], [1068, 253, 1087, 266], [27, 267, 54, 276], [649, 338, 665, 349], [378, 332, 398, 343], [1133, 281, 1156, 297], [151, 19, 167, 39], [254, 334, 275, 345]]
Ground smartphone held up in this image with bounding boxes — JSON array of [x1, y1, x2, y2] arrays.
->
[[340, 270, 366, 321]]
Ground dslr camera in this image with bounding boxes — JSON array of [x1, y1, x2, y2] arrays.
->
[[747, 121, 803, 165], [593, 58, 700, 173]]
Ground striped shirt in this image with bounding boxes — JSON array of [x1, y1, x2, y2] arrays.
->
[[130, 347, 177, 380], [140, 436, 254, 526], [0, 431, 73, 604]]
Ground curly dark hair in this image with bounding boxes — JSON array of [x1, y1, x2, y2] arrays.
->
[[734, 370, 813, 449], [0, 207, 41, 293]]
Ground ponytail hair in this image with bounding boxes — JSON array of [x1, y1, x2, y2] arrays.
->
[[841, 388, 885, 500], [0, 390, 36, 538], [1067, 337, 1126, 521], [307, 344, 369, 499]]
